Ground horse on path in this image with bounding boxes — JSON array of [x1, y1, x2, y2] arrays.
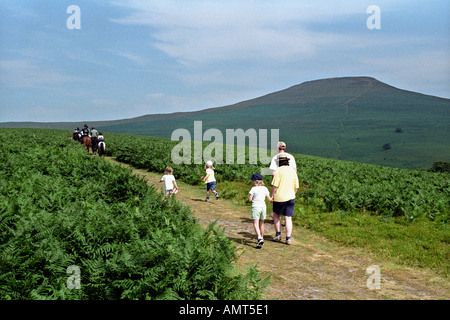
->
[[72, 132, 81, 142], [82, 136, 91, 153], [91, 136, 98, 154], [98, 140, 106, 156]]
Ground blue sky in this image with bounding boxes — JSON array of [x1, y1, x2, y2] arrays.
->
[[0, 0, 449, 122]]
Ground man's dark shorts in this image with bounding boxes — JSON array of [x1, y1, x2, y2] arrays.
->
[[273, 199, 295, 217]]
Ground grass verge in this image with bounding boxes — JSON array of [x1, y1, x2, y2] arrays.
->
[[212, 179, 449, 278]]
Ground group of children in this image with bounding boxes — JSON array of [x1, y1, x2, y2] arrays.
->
[[159, 160, 218, 199], [159, 160, 220, 199], [160, 155, 288, 250]]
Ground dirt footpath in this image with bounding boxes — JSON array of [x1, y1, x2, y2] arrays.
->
[[106, 157, 449, 300]]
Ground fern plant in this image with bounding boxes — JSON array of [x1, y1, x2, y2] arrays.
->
[[0, 128, 270, 300]]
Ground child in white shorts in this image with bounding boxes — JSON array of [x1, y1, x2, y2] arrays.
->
[[160, 166, 178, 196], [248, 173, 273, 249]]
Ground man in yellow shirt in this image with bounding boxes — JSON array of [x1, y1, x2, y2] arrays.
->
[[271, 154, 299, 245]]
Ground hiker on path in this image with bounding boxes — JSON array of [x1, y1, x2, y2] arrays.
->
[[160, 166, 178, 196], [201, 160, 219, 202], [271, 154, 299, 245], [269, 141, 297, 219], [269, 141, 297, 175], [248, 173, 273, 249]]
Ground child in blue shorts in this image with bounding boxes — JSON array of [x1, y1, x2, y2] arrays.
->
[[201, 160, 219, 202]]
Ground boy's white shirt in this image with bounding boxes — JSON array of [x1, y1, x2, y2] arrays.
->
[[269, 152, 297, 171], [249, 186, 270, 207], [161, 174, 175, 190]]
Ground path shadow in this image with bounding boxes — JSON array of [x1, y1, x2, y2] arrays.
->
[[228, 232, 276, 249], [227, 231, 256, 248], [239, 217, 275, 225], [191, 198, 206, 202]]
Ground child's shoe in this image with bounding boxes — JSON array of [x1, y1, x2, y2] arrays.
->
[[256, 238, 264, 249]]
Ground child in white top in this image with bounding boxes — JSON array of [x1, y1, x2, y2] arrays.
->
[[248, 173, 273, 248], [160, 166, 178, 196]]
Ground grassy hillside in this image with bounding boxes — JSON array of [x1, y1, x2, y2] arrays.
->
[[101, 130, 449, 221], [1, 76, 449, 169], [100, 130, 449, 276], [99, 77, 450, 169], [1, 128, 447, 283]]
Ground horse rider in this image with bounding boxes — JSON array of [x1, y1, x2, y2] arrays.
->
[[73, 128, 81, 141], [91, 127, 99, 153], [81, 124, 90, 139]]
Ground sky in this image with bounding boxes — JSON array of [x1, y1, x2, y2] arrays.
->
[[0, 0, 449, 122]]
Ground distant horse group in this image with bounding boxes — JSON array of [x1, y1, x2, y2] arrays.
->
[[73, 132, 105, 156]]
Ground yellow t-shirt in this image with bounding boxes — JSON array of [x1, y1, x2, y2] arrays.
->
[[272, 166, 299, 202], [205, 168, 215, 183]]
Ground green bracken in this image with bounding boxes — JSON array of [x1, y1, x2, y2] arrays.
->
[[0, 128, 270, 300]]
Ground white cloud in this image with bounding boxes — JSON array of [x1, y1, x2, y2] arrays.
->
[[109, 1, 450, 98], [131, 89, 264, 115], [91, 98, 119, 107], [105, 50, 149, 65], [0, 59, 82, 88], [141, 92, 209, 112], [359, 49, 450, 97], [111, 1, 365, 66]]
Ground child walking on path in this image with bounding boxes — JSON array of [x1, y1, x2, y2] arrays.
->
[[201, 160, 219, 202], [248, 173, 273, 249], [160, 166, 178, 196]]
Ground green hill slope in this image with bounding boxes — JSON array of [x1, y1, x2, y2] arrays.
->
[[2, 76, 449, 169], [98, 77, 449, 169]]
